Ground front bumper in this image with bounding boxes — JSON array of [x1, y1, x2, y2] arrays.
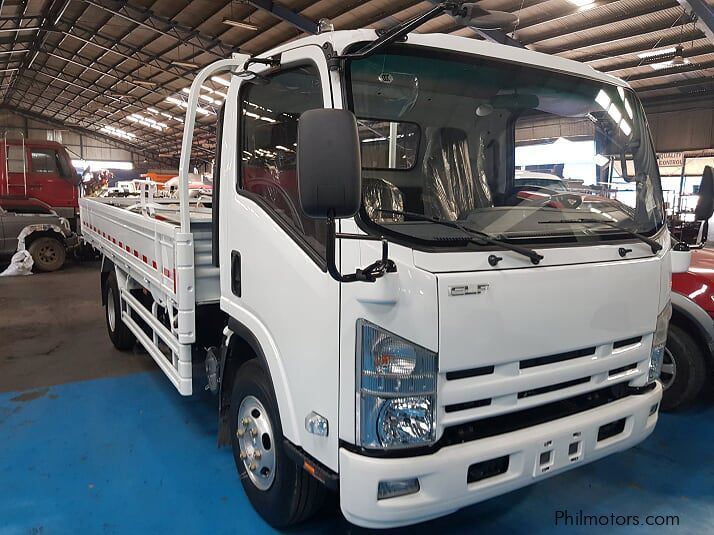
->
[[339, 383, 661, 529]]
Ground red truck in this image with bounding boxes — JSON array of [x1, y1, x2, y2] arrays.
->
[[667, 248, 714, 409], [1, 139, 80, 228]]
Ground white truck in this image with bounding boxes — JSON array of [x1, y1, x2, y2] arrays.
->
[[80, 3, 691, 529]]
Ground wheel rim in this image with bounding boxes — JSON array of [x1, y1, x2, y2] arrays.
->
[[38, 244, 57, 264], [660, 347, 677, 390], [236, 395, 276, 491], [107, 287, 116, 332]]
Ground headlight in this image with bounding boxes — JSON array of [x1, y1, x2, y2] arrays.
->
[[357, 320, 437, 450], [648, 301, 672, 383], [59, 217, 71, 233]]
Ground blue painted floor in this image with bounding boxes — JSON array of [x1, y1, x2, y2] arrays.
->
[[1, 371, 712, 534]]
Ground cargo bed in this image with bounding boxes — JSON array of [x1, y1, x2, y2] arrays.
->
[[80, 195, 219, 395]]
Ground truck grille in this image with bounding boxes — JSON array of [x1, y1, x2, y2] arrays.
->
[[440, 334, 651, 430]]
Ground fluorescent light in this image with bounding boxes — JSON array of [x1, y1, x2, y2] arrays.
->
[[568, 0, 596, 7], [100, 125, 136, 140], [172, 60, 198, 68], [0, 50, 28, 56], [147, 107, 159, 114], [200, 94, 215, 104], [650, 58, 690, 71], [133, 80, 156, 87], [211, 76, 230, 87], [620, 120, 632, 136], [637, 47, 677, 60], [222, 18, 259, 31]]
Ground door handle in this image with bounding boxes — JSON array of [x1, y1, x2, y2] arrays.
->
[[231, 250, 241, 297]]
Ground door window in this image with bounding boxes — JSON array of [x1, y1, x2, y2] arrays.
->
[[31, 149, 61, 174], [239, 65, 326, 257]]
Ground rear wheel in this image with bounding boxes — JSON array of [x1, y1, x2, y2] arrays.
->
[[28, 236, 65, 272], [104, 271, 136, 351], [660, 324, 707, 411], [229, 359, 325, 527]]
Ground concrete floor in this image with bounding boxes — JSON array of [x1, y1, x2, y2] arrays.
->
[[1, 262, 713, 533], [0, 261, 154, 392]]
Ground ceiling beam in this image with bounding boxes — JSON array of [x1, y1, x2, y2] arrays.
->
[[245, 0, 319, 34], [623, 58, 714, 81], [633, 74, 714, 93], [677, 0, 714, 46], [82, 0, 237, 58], [519, 0, 674, 46]]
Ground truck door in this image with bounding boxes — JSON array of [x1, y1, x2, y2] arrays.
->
[[219, 47, 340, 471], [27, 146, 76, 210]]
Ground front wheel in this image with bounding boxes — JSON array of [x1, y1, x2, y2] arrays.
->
[[229, 360, 325, 527], [28, 236, 66, 272], [660, 324, 708, 411]]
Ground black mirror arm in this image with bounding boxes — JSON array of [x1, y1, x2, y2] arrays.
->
[[325, 217, 397, 283]]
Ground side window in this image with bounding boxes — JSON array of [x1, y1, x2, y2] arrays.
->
[[239, 65, 326, 257], [6, 145, 25, 173], [31, 149, 60, 174]]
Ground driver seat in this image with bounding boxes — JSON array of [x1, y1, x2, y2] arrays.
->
[[422, 127, 492, 221]]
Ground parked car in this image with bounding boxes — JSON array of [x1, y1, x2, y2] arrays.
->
[[0, 196, 78, 272], [514, 170, 569, 192], [659, 165, 714, 410], [666, 247, 714, 409], [0, 139, 81, 229]]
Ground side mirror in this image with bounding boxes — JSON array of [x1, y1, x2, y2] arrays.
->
[[694, 166, 714, 221], [297, 108, 361, 220], [671, 241, 692, 274]]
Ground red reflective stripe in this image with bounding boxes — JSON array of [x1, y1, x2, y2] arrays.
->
[[125, 245, 130, 252], [152, 260, 157, 269], [142, 255, 148, 263], [118, 241, 123, 248], [133, 250, 139, 257]]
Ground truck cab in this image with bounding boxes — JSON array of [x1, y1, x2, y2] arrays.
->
[[1, 139, 79, 226], [217, 31, 671, 528], [81, 27, 680, 529]]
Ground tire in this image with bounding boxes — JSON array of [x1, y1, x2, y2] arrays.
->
[[229, 360, 325, 527], [104, 271, 136, 351], [660, 324, 708, 411], [28, 236, 66, 272]]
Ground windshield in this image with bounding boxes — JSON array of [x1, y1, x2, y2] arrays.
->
[[347, 46, 665, 247]]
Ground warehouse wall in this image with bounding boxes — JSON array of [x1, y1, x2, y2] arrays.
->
[[645, 96, 714, 153], [0, 108, 140, 166]]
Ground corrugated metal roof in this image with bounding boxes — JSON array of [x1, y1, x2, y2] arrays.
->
[[0, 0, 711, 160]]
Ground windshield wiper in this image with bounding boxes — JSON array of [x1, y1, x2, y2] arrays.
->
[[539, 218, 662, 253], [377, 209, 544, 265]]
